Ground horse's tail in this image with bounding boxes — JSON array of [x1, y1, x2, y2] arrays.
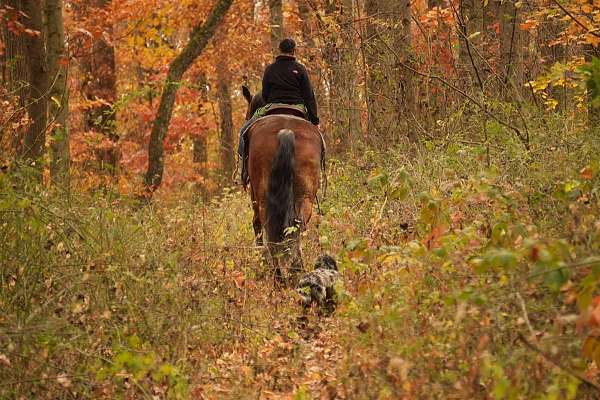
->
[[266, 129, 296, 243]]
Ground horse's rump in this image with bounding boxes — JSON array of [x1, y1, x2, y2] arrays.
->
[[247, 115, 322, 243], [242, 114, 325, 189]]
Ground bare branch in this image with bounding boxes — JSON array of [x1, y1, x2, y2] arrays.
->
[[375, 32, 528, 147], [550, 0, 600, 38], [518, 333, 600, 391]]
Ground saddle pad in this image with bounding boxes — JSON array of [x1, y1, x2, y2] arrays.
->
[[263, 103, 307, 116]]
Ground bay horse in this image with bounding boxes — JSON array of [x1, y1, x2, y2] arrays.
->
[[241, 86, 323, 285]]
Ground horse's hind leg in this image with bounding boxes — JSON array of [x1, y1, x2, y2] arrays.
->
[[289, 233, 303, 286], [287, 216, 304, 286], [253, 212, 263, 246], [251, 199, 264, 246], [268, 242, 287, 286]]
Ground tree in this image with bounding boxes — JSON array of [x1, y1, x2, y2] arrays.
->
[[192, 72, 209, 166], [1, 0, 29, 154], [396, 0, 417, 142], [145, 0, 234, 191], [268, 0, 283, 54], [78, 0, 118, 176], [21, 0, 48, 169], [216, 56, 234, 177], [364, 0, 416, 143], [457, 0, 484, 89], [364, 0, 389, 136], [323, 0, 361, 149], [45, 0, 70, 186], [499, 0, 524, 98]]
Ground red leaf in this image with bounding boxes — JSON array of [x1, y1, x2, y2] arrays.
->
[[580, 166, 594, 180]]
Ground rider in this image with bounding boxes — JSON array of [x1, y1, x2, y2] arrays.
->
[[262, 38, 320, 126], [237, 38, 320, 158]]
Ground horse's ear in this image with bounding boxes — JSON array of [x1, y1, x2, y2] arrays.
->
[[242, 85, 252, 104]]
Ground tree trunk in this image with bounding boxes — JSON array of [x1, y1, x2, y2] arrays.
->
[[193, 135, 207, 164], [268, 0, 283, 55], [397, 0, 417, 142], [582, 0, 599, 125], [145, 0, 234, 191], [331, 0, 360, 149], [78, 0, 118, 175], [499, 0, 523, 98], [193, 72, 208, 166], [45, 0, 70, 187], [297, 0, 311, 46], [322, 0, 341, 145], [365, 0, 416, 142], [1, 0, 30, 155], [191, 73, 209, 200], [21, 0, 48, 169], [343, 0, 360, 145], [216, 59, 234, 177], [458, 0, 483, 89], [297, 0, 327, 139], [364, 0, 387, 136]]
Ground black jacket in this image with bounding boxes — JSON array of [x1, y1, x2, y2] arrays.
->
[[262, 55, 319, 125]]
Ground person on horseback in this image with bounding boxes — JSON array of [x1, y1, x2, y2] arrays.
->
[[237, 38, 320, 158]]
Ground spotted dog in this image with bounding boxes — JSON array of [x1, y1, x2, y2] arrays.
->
[[297, 255, 339, 313]]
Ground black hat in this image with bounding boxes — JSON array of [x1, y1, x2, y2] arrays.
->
[[279, 38, 296, 54]]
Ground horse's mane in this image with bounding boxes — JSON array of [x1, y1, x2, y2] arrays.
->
[[248, 93, 265, 119], [242, 85, 266, 119]]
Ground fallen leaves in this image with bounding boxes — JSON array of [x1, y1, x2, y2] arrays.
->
[[0, 354, 10, 367], [56, 373, 72, 388]]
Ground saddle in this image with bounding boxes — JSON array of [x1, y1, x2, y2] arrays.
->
[[263, 103, 307, 119], [241, 113, 326, 190]]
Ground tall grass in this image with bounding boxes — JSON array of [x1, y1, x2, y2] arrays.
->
[[1, 110, 599, 398]]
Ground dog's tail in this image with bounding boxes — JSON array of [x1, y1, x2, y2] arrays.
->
[[266, 129, 296, 243]]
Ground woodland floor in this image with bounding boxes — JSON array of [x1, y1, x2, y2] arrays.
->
[[193, 312, 344, 399], [3, 122, 600, 399]]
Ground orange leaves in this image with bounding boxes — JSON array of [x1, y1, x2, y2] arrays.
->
[[589, 301, 600, 329], [580, 166, 594, 180], [232, 270, 246, 290], [580, 296, 600, 329], [519, 19, 538, 31], [581, 297, 600, 365], [581, 4, 593, 14], [423, 224, 446, 250], [585, 32, 600, 47]]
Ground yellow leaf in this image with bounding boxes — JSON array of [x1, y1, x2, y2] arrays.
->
[[544, 98, 559, 110], [51, 96, 61, 108]]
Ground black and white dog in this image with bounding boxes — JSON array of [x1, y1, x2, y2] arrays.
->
[[296, 255, 339, 312]]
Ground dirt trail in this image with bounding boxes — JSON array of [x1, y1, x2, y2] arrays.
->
[[294, 317, 344, 398], [192, 314, 345, 399]]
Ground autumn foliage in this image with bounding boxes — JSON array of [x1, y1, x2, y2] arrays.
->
[[1, 0, 600, 398]]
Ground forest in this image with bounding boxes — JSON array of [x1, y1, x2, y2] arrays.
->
[[1, 0, 600, 398]]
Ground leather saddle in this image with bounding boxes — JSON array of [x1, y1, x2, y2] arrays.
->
[[264, 104, 307, 119]]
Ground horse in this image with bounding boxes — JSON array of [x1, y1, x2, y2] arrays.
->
[[241, 85, 323, 285]]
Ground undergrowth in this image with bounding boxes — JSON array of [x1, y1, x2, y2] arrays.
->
[[2, 111, 600, 399]]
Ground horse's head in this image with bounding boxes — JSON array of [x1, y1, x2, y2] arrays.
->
[[242, 85, 265, 120]]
